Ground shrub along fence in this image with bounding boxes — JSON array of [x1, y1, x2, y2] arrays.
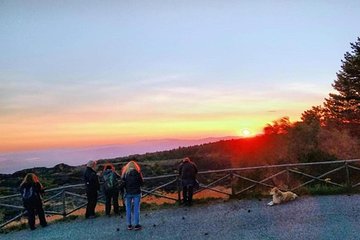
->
[[1, 158, 360, 229]]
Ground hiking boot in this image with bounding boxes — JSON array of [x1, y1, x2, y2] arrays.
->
[[134, 225, 142, 231], [127, 225, 133, 230]]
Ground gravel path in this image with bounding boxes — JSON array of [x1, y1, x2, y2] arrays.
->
[[2, 194, 360, 240]]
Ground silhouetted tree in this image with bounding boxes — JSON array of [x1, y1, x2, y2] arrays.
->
[[318, 128, 360, 159], [263, 117, 292, 135], [324, 37, 360, 125], [301, 105, 326, 126]]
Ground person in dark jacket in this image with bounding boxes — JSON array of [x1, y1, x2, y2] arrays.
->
[[101, 163, 120, 216], [84, 160, 100, 219], [121, 160, 144, 230], [20, 173, 47, 230], [178, 157, 198, 206]]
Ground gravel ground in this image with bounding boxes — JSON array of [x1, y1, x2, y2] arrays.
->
[[2, 194, 360, 240]]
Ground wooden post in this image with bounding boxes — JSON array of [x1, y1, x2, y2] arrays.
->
[[62, 190, 66, 218], [286, 167, 290, 190], [230, 171, 235, 197], [177, 177, 181, 204], [345, 162, 351, 193]]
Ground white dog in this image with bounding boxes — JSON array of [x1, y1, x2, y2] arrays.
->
[[267, 187, 298, 206]]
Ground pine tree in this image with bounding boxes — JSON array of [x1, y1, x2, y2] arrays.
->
[[301, 105, 326, 126], [324, 37, 360, 125]]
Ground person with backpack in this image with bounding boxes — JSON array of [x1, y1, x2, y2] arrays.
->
[[84, 160, 100, 219], [20, 173, 47, 230], [120, 160, 144, 230], [101, 163, 120, 216], [178, 157, 198, 206]]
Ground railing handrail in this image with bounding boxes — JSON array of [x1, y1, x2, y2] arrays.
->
[[1, 158, 360, 229], [197, 158, 360, 174], [1, 158, 359, 200]]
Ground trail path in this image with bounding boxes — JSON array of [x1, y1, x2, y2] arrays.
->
[[2, 194, 360, 240]]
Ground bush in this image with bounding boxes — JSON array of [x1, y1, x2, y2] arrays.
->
[[306, 184, 347, 195]]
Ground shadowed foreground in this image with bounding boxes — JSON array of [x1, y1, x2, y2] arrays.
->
[[2, 194, 360, 240]]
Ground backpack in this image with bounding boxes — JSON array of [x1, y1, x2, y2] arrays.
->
[[22, 186, 38, 205], [103, 171, 117, 191]]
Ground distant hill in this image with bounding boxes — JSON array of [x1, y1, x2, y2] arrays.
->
[[1, 134, 293, 195], [4, 136, 287, 196], [0, 136, 239, 174]]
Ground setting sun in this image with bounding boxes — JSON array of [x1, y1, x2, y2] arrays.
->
[[241, 129, 252, 137]]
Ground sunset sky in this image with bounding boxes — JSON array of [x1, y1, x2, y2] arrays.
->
[[1, 1, 360, 153]]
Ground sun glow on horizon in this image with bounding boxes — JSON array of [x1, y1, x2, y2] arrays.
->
[[237, 128, 254, 138], [0, 115, 276, 152], [242, 129, 251, 136]]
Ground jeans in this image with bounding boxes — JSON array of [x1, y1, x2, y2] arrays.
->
[[125, 193, 141, 225]]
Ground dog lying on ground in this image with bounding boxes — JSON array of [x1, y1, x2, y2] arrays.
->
[[267, 187, 298, 206]]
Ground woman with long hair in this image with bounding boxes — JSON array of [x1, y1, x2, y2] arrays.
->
[[20, 173, 47, 230], [121, 160, 143, 230]]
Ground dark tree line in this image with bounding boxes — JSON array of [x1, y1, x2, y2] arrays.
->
[[264, 37, 360, 163], [325, 37, 360, 126]]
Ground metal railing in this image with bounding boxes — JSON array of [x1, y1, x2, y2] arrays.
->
[[1, 158, 360, 229]]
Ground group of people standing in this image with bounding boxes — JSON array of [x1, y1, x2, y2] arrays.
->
[[84, 160, 144, 230], [19, 157, 198, 231]]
